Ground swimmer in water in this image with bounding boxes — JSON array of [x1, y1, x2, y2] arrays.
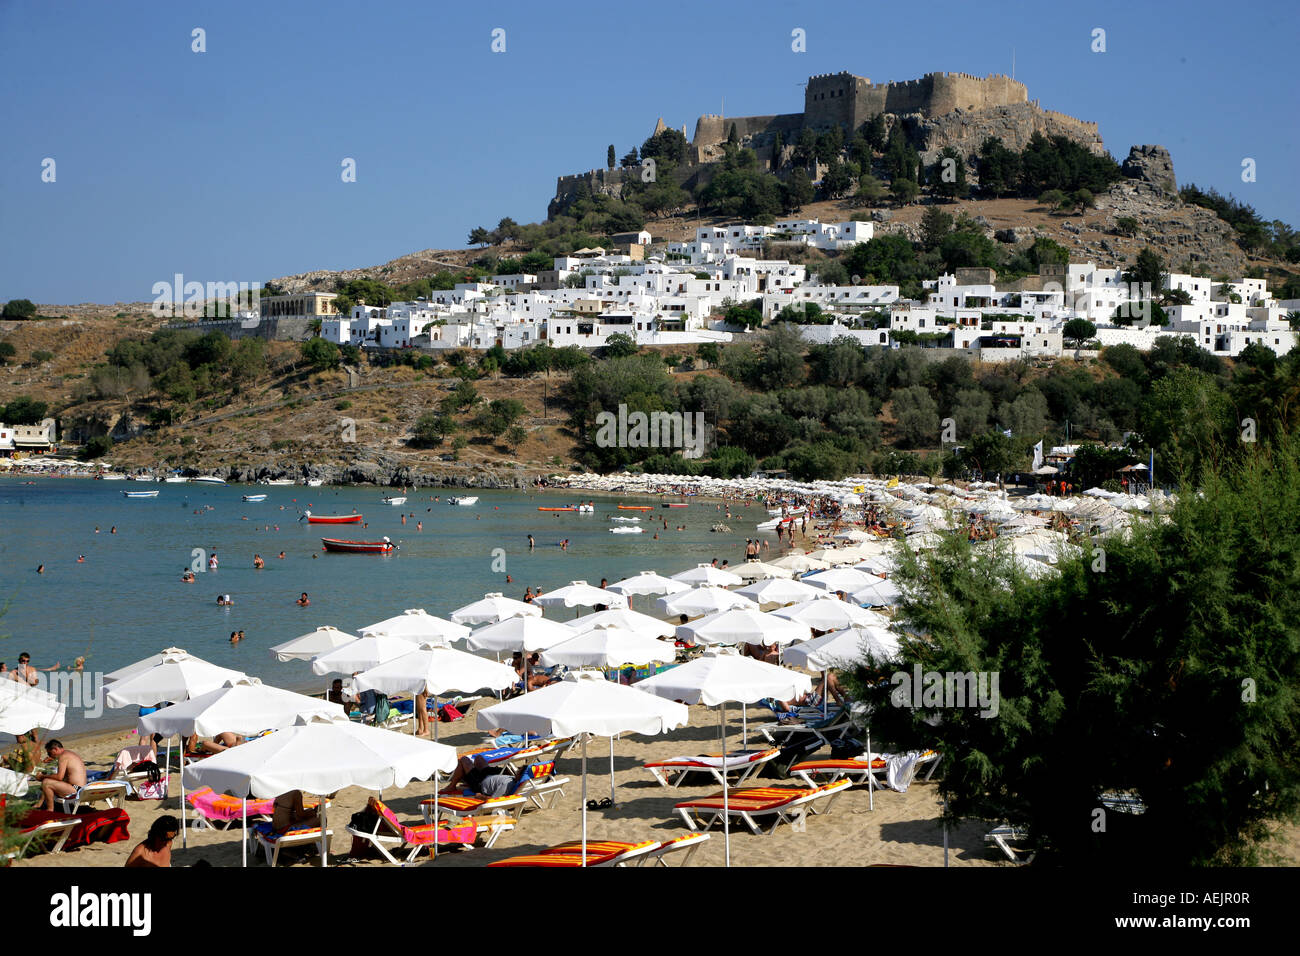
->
[[297, 592, 310, 607]]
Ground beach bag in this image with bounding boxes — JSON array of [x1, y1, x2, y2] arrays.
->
[[373, 693, 393, 725], [128, 760, 162, 783], [349, 807, 379, 832], [438, 703, 464, 723]]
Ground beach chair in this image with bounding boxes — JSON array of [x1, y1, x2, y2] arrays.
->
[[252, 821, 334, 867], [758, 707, 853, 749], [486, 838, 661, 868], [8, 816, 80, 859], [53, 778, 130, 814], [790, 750, 942, 789], [643, 748, 781, 789], [673, 779, 850, 835], [639, 832, 710, 867], [985, 824, 1035, 864], [420, 760, 569, 822], [186, 786, 275, 831], [345, 797, 482, 865]]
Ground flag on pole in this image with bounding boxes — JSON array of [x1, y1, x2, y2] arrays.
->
[[1149, 447, 1155, 487], [1031, 440, 1043, 472]]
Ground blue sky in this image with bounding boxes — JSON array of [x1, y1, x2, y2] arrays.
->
[[1, 0, 1296, 304]]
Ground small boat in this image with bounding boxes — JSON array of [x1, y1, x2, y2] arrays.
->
[[610, 516, 641, 523], [302, 511, 363, 524], [610, 526, 644, 534], [262, 479, 295, 486], [191, 476, 227, 485], [618, 505, 654, 511], [538, 507, 576, 512], [322, 537, 396, 554], [663, 503, 688, 508], [449, 496, 479, 506], [305, 479, 324, 487], [242, 494, 268, 502], [121, 489, 160, 498], [164, 476, 190, 484], [100, 473, 127, 481], [383, 496, 407, 506], [577, 504, 594, 513]]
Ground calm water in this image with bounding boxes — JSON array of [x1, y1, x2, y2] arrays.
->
[[0, 478, 764, 734]]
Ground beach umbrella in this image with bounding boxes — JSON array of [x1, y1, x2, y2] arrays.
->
[[770, 598, 887, 632], [103, 647, 193, 684], [183, 714, 458, 867], [309, 634, 419, 676], [676, 608, 810, 648], [804, 548, 861, 566], [352, 645, 518, 740], [833, 529, 874, 542], [637, 656, 812, 866], [540, 625, 677, 670], [103, 652, 247, 708], [532, 581, 628, 614], [670, 563, 745, 587], [734, 577, 822, 606], [477, 680, 688, 865], [358, 609, 469, 645], [802, 567, 878, 594], [658, 587, 758, 619], [729, 561, 794, 581], [465, 615, 577, 653], [450, 592, 542, 626], [783, 625, 901, 671], [851, 578, 904, 607], [269, 627, 358, 663], [606, 570, 690, 598], [566, 607, 677, 639], [0, 680, 65, 735], [138, 679, 345, 738], [770, 553, 831, 573], [853, 553, 900, 576]]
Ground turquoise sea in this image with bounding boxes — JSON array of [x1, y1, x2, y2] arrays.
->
[[0, 478, 765, 735]]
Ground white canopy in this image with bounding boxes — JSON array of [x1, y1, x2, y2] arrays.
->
[[728, 561, 794, 581], [309, 634, 420, 676], [851, 578, 904, 607], [358, 609, 470, 645], [769, 553, 832, 573], [734, 577, 823, 606], [182, 714, 458, 799], [539, 626, 678, 669], [352, 646, 518, 698], [0, 680, 66, 735], [658, 586, 758, 618], [783, 625, 901, 671], [769, 597, 888, 632], [269, 626, 358, 663], [477, 679, 689, 739], [138, 679, 346, 737], [606, 570, 691, 596], [566, 607, 677, 639], [103, 647, 192, 684], [670, 563, 745, 588], [466, 614, 578, 653], [531, 580, 628, 610], [637, 655, 812, 707], [450, 592, 543, 625], [676, 608, 810, 647], [103, 652, 247, 708], [801, 566, 879, 594]]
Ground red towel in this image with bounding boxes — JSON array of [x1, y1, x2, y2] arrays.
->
[[21, 808, 131, 849]]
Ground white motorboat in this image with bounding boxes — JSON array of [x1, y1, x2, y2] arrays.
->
[[610, 516, 641, 522], [383, 496, 407, 506], [609, 526, 644, 534], [121, 489, 160, 498], [163, 476, 190, 484], [305, 479, 324, 487], [449, 496, 478, 506], [242, 494, 268, 502], [99, 473, 127, 481], [261, 479, 295, 486], [191, 476, 227, 485]]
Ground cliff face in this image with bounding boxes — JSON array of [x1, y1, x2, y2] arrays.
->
[[915, 101, 1106, 164]]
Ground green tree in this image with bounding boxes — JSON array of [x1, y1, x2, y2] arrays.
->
[[411, 411, 457, 447], [1062, 318, 1098, 347], [0, 342, 15, 364], [891, 385, 939, 448], [469, 226, 492, 247], [929, 147, 967, 201], [504, 424, 528, 452], [1038, 188, 1067, 211], [727, 123, 739, 145], [920, 206, 954, 251], [1073, 188, 1095, 213], [782, 169, 814, 213], [1122, 247, 1167, 297], [1, 299, 37, 319], [890, 177, 919, 206], [862, 113, 888, 151], [78, 435, 112, 460], [603, 333, 638, 358], [855, 173, 887, 207], [607, 144, 616, 169], [300, 337, 340, 371]]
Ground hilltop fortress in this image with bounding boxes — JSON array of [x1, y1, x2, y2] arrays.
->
[[551, 70, 1106, 216]]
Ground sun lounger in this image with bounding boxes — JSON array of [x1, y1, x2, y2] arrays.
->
[[421, 760, 569, 822], [252, 821, 334, 867], [758, 708, 853, 748], [985, 824, 1035, 864], [346, 797, 482, 864], [186, 786, 275, 830], [8, 816, 80, 859], [487, 838, 661, 868], [54, 778, 130, 814], [790, 750, 941, 788], [643, 748, 781, 789], [673, 780, 851, 834], [640, 832, 710, 866]]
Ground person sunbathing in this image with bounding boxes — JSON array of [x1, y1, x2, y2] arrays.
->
[[439, 754, 531, 797], [777, 672, 847, 715], [187, 731, 244, 754], [271, 790, 320, 833], [125, 815, 180, 867]]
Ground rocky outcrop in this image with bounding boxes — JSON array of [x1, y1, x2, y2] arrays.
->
[[918, 102, 1107, 166], [1122, 145, 1177, 195]]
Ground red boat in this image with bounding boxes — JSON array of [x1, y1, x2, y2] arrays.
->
[[321, 537, 395, 554], [302, 511, 363, 524]]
